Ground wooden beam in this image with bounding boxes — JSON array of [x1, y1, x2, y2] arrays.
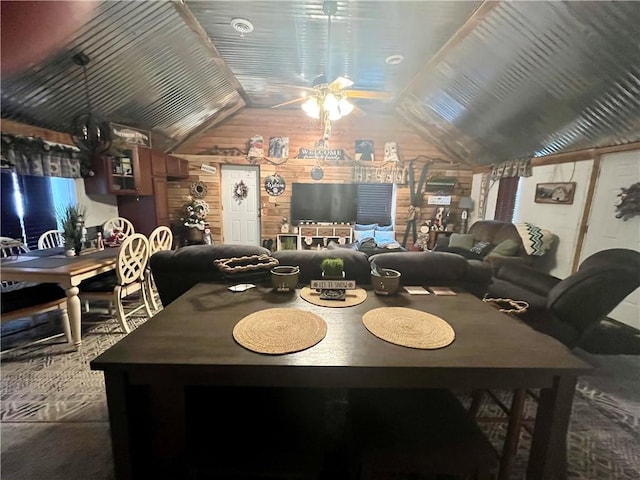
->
[[594, 141, 640, 155], [394, 1, 501, 106], [571, 154, 601, 273], [171, 0, 250, 105], [531, 149, 597, 167], [167, 100, 246, 153]]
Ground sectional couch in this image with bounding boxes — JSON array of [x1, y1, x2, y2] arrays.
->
[[150, 244, 492, 307]]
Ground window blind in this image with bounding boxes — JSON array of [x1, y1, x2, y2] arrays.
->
[[20, 176, 57, 249], [357, 183, 393, 225]]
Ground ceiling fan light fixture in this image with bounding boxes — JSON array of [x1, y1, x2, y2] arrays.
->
[[301, 97, 321, 119], [323, 93, 339, 111], [337, 97, 354, 116]]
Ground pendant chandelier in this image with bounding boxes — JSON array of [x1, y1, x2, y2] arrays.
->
[[71, 52, 111, 155]]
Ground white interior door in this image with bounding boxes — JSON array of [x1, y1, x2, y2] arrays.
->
[[580, 150, 640, 329], [221, 165, 260, 245]]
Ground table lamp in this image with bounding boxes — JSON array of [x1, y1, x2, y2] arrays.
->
[[458, 196, 474, 233]]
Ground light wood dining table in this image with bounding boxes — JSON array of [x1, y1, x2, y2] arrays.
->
[[1, 247, 119, 347]]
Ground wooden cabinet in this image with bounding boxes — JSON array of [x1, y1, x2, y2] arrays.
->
[[117, 175, 170, 236], [277, 225, 353, 251], [166, 155, 189, 179], [151, 149, 167, 176], [84, 146, 153, 196]]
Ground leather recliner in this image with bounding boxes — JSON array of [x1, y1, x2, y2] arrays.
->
[[486, 248, 640, 348]]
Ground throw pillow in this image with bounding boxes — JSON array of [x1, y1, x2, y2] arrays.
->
[[448, 233, 474, 250], [470, 241, 494, 257], [374, 230, 396, 245], [376, 224, 394, 231], [354, 229, 375, 241], [355, 223, 378, 231], [491, 238, 520, 256]]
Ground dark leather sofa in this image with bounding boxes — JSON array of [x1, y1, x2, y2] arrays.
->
[[150, 244, 271, 307], [150, 244, 493, 307]]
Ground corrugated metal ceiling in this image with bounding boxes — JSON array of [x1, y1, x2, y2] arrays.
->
[[1, 1, 638, 164]]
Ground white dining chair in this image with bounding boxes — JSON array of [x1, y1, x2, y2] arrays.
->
[[103, 217, 135, 238], [145, 226, 173, 311], [38, 230, 65, 249], [79, 233, 152, 333]]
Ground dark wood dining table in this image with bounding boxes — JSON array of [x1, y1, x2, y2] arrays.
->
[[1, 247, 119, 347], [91, 282, 591, 480]]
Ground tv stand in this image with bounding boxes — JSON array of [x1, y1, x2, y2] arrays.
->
[[276, 224, 353, 251]]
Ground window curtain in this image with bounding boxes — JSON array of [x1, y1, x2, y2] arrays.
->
[[1, 172, 22, 241], [494, 177, 519, 222], [490, 158, 532, 180], [1, 134, 82, 178]]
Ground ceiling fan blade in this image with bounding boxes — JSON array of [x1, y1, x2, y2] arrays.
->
[[280, 84, 316, 92], [271, 97, 306, 109], [329, 76, 354, 90], [345, 90, 393, 100]]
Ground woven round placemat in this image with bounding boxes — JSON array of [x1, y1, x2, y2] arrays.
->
[[300, 287, 367, 308], [362, 307, 455, 349], [233, 308, 327, 355]]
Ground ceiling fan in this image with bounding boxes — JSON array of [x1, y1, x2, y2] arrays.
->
[[271, 1, 391, 121]]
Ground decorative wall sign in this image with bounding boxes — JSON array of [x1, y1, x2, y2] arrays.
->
[[355, 140, 375, 161], [534, 182, 576, 204], [311, 166, 324, 180], [427, 195, 452, 205], [233, 180, 249, 202], [353, 165, 408, 185], [247, 135, 264, 160], [384, 141, 399, 162], [297, 148, 345, 161], [264, 173, 286, 196], [200, 164, 217, 174], [268, 137, 289, 159], [190, 181, 208, 198], [110, 122, 151, 148]]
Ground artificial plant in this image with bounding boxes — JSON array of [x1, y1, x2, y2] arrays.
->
[[321, 257, 344, 277]]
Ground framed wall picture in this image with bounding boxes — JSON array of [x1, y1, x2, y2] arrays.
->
[[268, 137, 289, 158], [534, 182, 576, 204], [355, 139, 375, 161]]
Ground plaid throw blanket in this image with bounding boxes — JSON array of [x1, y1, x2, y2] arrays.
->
[[515, 223, 554, 256]]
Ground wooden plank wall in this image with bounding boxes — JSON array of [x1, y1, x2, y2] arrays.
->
[[173, 108, 473, 246], [1, 118, 74, 144]]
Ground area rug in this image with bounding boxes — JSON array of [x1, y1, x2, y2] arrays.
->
[[1, 308, 639, 480]]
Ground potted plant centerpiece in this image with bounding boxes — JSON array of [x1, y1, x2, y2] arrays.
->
[[321, 257, 344, 279], [316, 257, 350, 301], [61, 204, 87, 256]]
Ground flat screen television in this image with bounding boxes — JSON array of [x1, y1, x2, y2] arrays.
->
[[290, 183, 357, 224]]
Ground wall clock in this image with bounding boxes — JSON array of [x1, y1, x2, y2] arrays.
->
[[265, 173, 286, 196], [311, 166, 324, 180]]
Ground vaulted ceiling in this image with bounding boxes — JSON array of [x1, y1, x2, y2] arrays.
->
[[1, 1, 639, 166]]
